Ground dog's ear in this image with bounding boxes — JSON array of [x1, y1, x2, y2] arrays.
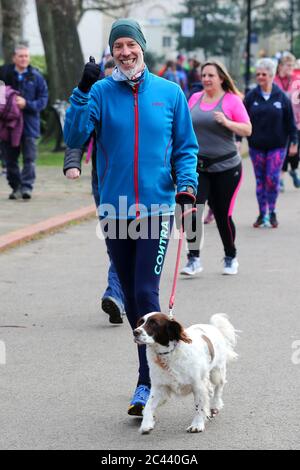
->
[[167, 320, 192, 344]]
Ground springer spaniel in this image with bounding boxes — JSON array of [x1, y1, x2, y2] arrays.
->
[[133, 312, 238, 434]]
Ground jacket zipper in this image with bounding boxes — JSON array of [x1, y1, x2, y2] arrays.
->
[[133, 84, 140, 218]]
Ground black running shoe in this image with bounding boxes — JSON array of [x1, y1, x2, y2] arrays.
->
[[101, 296, 123, 324], [8, 188, 22, 200], [22, 190, 32, 200], [253, 214, 265, 228], [269, 212, 278, 228]]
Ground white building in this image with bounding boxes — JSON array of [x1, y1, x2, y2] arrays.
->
[[22, 0, 182, 62], [21, 0, 293, 64]]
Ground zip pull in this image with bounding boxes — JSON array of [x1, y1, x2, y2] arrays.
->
[[132, 85, 139, 106]]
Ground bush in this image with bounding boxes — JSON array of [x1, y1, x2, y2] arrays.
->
[[30, 55, 47, 75]]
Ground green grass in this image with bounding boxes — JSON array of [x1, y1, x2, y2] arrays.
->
[[37, 139, 64, 166]]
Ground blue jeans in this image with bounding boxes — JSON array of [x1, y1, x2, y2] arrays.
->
[[91, 166, 125, 309], [2, 136, 37, 191], [103, 256, 125, 309]]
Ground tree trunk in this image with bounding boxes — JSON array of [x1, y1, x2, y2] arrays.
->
[[0, 0, 24, 62], [35, 0, 84, 104]]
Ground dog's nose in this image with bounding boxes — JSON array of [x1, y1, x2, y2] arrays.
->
[[133, 329, 140, 337]]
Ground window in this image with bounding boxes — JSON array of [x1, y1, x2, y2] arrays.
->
[[162, 36, 172, 48]]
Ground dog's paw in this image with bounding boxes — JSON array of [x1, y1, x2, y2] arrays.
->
[[186, 423, 205, 433], [140, 425, 154, 435], [210, 408, 220, 418], [140, 419, 155, 434]]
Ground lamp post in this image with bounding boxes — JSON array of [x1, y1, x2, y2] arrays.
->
[[290, 0, 294, 54], [245, 0, 252, 93]]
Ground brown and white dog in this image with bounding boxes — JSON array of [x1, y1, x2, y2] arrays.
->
[[133, 312, 238, 434]]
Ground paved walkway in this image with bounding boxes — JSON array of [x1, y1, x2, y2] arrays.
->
[[0, 157, 300, 449]]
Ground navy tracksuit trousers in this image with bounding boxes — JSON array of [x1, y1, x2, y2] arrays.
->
[[104, 215, 173, 386]]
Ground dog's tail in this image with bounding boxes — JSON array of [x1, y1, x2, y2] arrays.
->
[[210, 314, 238, 362]]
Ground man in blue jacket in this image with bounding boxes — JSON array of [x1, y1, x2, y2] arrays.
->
[[0, 45, 48, 200], [64, 19, 198, 416]]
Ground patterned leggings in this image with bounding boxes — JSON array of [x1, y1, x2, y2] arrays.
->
[[249, 147, 286, 215]]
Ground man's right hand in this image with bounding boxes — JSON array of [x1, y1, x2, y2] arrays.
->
[[78, 59, 101, 93], [66, 168, 80, 179]]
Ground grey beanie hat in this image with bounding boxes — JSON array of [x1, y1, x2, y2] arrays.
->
[[109, 18, 146, 54]]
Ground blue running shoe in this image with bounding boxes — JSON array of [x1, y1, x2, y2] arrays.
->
[[128, 385, 150, 416]]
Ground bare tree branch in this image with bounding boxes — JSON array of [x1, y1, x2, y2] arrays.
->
[[76, 0, 139, 22]]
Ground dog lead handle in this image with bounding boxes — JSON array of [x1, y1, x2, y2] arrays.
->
[[168, 207, 197, 319]]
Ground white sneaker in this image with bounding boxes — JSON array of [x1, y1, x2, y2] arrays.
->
[[223, 257, 238, 275], [181, 256, 203, 276]]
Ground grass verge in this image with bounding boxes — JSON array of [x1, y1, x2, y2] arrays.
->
[[37, 139, 64, 166]]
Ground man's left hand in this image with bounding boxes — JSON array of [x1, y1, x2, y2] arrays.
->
[[175, 191, 196, 231], [16, 96, 26, 109]]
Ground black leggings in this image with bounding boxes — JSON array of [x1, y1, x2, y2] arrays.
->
[[281, 131, 300, 172], [187, 163, 242, 259]]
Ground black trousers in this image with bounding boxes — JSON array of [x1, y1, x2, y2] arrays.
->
[[282, 132, 300, 172], [186, 163, 242, 259]]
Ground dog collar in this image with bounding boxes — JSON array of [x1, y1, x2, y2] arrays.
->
[[156, 342, 177, 356]]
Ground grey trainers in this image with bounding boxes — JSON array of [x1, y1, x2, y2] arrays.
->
[[223, 257, 239, 275], [181, 256, 203, 276], [22, 190, 32, 200]]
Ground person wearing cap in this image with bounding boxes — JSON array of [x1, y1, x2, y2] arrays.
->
[[64, 19, 198, 416]]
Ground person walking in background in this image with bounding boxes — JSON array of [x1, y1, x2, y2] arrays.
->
[[0, 79, 23, 161], [187, 57, 203, 96], [181, 60, 251, 276], [274, 52, 300, 190], [244, 58, 298, 228], [176, 54, 188, 94], [99, 46, 113, 79], [64, 19, 198, 416], [163, 60, 182, 86], [291, 61, 300, 178], [63, 58, 125, 325], [0, 45, 48, 200]]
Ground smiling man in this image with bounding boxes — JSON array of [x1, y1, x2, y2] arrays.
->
[[64, 19, 198, 417], [109, 19, 146, 80]]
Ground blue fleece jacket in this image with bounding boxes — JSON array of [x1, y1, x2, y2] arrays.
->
[[244, 84, 298, 151], [64, 67, 198, 219]]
